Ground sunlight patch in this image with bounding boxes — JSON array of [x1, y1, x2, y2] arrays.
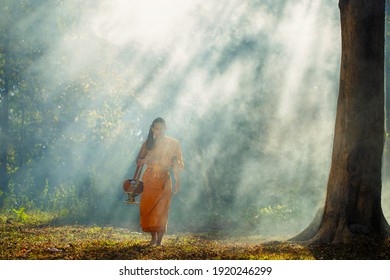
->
[[90, 0, 194, 48]]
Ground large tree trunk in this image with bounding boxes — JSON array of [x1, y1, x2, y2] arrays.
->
[[292, 0, 389, 243]]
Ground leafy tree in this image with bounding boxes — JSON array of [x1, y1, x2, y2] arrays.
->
[[1, 0, 53, 206]]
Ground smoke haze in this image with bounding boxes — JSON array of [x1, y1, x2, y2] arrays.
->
[[2, 0, 389, 237]]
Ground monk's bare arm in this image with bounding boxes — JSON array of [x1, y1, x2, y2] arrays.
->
[[136, 142, 148, 166], [172, 157, 181, 194]]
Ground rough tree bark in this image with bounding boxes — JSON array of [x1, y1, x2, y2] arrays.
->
[[292, 0, 390, 243]]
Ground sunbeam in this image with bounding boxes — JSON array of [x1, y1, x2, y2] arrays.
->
[[1, 0, 389, 238]]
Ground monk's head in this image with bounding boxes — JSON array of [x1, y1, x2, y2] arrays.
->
[[151, 117, 166, 138], [147, 117, 166, 150]]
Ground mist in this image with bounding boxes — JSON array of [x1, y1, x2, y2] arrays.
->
[[2, 0, 389, 238]]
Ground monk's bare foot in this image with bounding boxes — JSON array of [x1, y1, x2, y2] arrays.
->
[[156, 232, 164, 246], [149, 232, 157, 246]]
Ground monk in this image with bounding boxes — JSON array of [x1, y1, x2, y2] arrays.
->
[[136, 117, 184, 246]]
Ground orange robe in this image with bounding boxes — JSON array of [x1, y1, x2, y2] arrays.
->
[[139, 136, 184, 232]]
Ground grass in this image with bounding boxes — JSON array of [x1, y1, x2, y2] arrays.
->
[[0, 224, 313, 260], [1, 211, 389, 260], [1, 225, 390, 260]]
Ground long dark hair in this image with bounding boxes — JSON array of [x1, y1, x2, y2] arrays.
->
[[146, 117, 166, 150]]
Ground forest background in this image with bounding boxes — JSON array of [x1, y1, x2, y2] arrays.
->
[[1, 0, 390, 242]]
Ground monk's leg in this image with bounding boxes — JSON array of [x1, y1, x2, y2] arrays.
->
[[150, 232, 157, 246], [157, 230, 165, 246]]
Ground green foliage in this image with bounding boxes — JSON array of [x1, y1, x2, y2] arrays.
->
[[259, 205, 294, 222], [1, 209, 58, 226], [12, 207, 29, 222]]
